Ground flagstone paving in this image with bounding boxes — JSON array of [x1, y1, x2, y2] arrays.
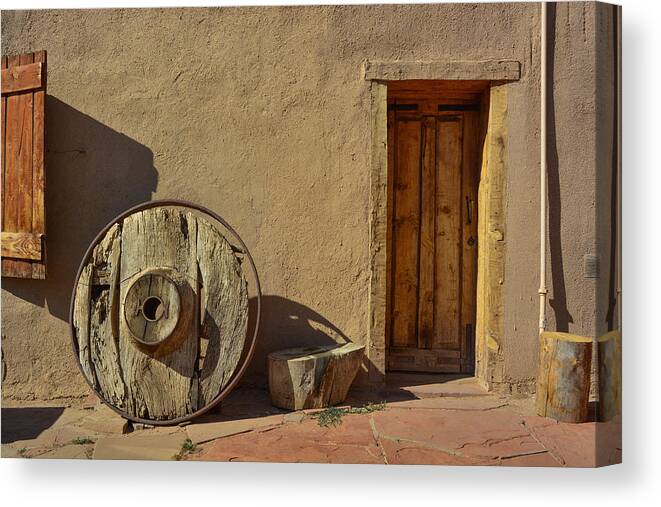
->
[[1, 375, 622, 466]]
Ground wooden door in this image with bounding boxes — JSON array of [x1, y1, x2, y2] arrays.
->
[[387, 98, 481, 374]]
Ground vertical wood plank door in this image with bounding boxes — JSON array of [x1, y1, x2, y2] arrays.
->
[[388, 98, 481, 374]]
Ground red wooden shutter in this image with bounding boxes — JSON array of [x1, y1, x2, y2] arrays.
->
[[1, 50, 47, 279]]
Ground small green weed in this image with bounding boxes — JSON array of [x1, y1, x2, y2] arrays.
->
[[173, 438, 197, 461], [17, 447, 27, 457], [313, 401, 386, 428], [71, 437, 95, 445], [315, 406, 344, 427], [182, 438, 196, 452]]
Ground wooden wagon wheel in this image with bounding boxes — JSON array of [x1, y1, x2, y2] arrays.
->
[[69, 200, 261, 425]]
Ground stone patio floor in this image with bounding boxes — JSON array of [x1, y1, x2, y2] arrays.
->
[[1, 374, 621, 467]]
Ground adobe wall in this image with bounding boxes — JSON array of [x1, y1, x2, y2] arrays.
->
[[0, 3, 616, 401]]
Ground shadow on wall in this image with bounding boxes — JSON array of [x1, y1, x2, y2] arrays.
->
[[546, 4, 574, 332], [245, 295, 353, 379], [2, 96, 158, 321]]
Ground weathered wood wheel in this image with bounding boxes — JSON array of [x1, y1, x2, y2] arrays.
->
[[70, 200, 261, 425]]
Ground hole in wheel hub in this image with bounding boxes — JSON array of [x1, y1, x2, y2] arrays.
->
[[142, 296, 165, 321]]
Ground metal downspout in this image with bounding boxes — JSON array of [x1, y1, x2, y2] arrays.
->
[[539, 1, 549, 334]]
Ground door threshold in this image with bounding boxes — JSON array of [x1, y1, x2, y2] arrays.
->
[[386, 371, 475, 388]]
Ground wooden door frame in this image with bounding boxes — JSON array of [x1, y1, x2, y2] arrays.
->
[[363, 60, 520, 387]]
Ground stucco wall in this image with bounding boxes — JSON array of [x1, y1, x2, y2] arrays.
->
[[501, 1, 618, 391], [0, 3, 616, 401]]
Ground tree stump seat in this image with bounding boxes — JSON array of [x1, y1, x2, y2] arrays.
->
[[598, 330, 621, 422], [536, 332, 592, 423], [267, 343, 365, 410]]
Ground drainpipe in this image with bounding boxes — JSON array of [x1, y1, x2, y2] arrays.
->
[[539, 1, 548, 334], [616, 6, 622, 329]]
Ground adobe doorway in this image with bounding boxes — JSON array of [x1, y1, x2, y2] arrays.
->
[[364, 61, 516, 388]]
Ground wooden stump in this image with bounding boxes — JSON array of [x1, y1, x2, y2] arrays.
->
[[598, 330, 621, 422], [268, 343, 365, 410], [71, 205, 250, 423], [535, 332, 592, 423]]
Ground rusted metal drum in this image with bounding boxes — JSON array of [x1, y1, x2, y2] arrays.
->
[[70, 200, 260, 425]]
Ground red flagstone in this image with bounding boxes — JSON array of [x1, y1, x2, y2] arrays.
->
[[2, 378, 622, 467]]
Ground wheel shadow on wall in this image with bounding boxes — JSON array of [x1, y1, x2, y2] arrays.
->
[[245, 295, 368, 381], [2, 96, 158, 321]]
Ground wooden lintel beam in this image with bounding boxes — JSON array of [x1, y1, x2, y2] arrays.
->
[[363, 60, 521, 82], [1, 62, 44, 95]]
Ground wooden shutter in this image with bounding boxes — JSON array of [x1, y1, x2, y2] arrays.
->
[[1, 50, 47, 279]]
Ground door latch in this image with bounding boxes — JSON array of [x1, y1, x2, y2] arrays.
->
[[465, 196, 474, 225]]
